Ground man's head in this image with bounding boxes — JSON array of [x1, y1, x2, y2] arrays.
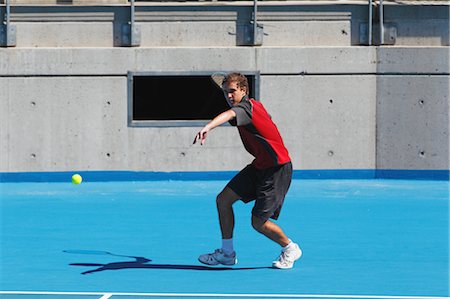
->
[[223, 73, 249, 106]]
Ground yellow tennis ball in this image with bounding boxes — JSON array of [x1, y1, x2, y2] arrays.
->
[[72, 174, 82, 185]]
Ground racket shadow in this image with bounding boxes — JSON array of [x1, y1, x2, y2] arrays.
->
[[63, 250, 272, 274]]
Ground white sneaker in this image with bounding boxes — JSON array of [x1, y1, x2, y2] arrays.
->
[[272, 243, 302, 269], [198, 249, 237, 266]]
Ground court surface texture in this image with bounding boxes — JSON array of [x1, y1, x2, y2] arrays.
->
[[1, 178, 448, 299]]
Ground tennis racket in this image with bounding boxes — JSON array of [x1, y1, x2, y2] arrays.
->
[[211, 72, 230, 106], [211, 72, 227, 89]]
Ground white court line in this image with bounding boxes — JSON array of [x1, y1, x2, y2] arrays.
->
[[0, 291, 449, 299]]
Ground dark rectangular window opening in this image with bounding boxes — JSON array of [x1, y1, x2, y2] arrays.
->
[[128, 72, 259, 127]]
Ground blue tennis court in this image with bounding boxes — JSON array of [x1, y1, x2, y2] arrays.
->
[[0, 177, 449, 299]]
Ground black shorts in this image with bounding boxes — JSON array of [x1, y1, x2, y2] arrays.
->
[[226, 162, 293, 221]]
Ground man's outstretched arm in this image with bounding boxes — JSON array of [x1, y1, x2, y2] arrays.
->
[[193, 109, 236, 145]]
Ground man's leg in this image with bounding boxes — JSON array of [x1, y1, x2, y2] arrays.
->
[[251, 215, 302, 269], [251, 215, 290, 247], [198, 186, 240, 266], [216, 187, 241, 239]]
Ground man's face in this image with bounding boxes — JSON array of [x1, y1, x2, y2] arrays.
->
[[223, 81, 246, 107]]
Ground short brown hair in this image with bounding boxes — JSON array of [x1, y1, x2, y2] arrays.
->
[[224, 73, 249, 95]]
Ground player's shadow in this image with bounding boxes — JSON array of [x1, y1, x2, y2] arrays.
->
[[64, 250, 271, 274]]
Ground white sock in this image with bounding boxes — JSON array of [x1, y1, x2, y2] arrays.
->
[[282, 239, 294, 252], [221, 238, 234, 255]]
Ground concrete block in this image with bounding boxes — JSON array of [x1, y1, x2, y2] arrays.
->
[[392, 20, 449, 46], [256, 47, 377, 74], [261, 21, 351, 46], [377, 75, 449, 170], [1, 77, 128, 171], [260, 75, 377, 170], [384, 4, 449, 46], [14, 22, 114, 47], [127, 127, 250, 172], [139, 22, 237, 47], [377, 47, 450, 74]]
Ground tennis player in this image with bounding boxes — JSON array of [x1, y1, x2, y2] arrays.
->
[[193, 73, 302, 269]]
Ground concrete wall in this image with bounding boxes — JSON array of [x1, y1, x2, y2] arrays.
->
[[0, 2, 449, 173]]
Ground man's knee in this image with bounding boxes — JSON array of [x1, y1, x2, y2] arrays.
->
[[251, 215, 266, 232], [216, 187, 239, 210]]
